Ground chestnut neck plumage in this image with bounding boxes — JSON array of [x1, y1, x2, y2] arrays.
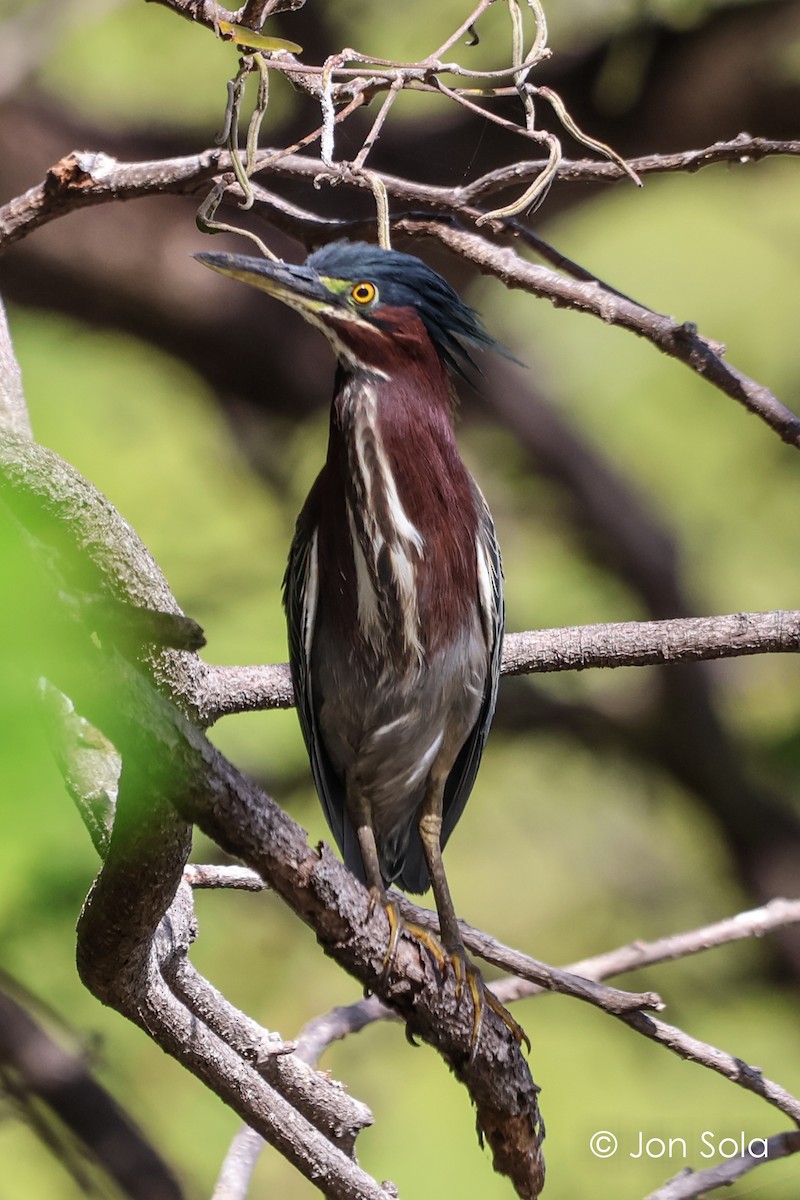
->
[[316, 306, 480, 668]]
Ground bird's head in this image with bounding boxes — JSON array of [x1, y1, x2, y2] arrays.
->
[[194, 240, 506, 380]]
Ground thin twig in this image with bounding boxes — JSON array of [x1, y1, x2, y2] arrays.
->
[[645, 1131, 800, 1200], [183, 863, 266, 889], [463, 135, 800, 200], [430, 0, 493, 59], [212, 1125, 268, 1200], [619, 1009, 800, 1123], [351, 78, 402, 171], [0, 294, 32, 437], [561, 897, 800, 986], [404, 219, 800, 449], [295, 996, 392, 1067]]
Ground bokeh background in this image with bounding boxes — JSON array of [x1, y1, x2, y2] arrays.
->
[[1, 0, 800, 1196]]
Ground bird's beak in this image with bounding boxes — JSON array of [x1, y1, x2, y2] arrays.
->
[[194, 251, 333, 314]]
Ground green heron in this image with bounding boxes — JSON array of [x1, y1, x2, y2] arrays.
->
[[196, 241, 522, 1050]]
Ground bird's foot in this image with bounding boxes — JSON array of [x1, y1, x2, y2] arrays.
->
[[450, 950, 530, 1063], [366, 892, 528, 1059], [367, 888, 448, 980]]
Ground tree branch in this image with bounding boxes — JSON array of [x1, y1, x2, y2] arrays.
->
[[3, 146, 796, 449], [645, 1131, 800, 1200], [195, 610, 800, 722], [0, 348, 394, 1200], [183, 862, 266, 889], [279, 898, 800, 1062], [0, 981, 184, 1200], [560, 897, 800, 985], [212, 1124, 273, 1200], [255, 895, 800, 1200], [55, 688, 387, 1198], [464, 135, 800, 199], [291, 898, 800, 1137], [0, 293, 31, 437], [162, 944, 373, 1158], [0, 429, 545, 1199], [616, 1009, 800, 1124], [495, 898, 800, 1127], [3, 138, 797, 249], [403, 219, 800, 448]]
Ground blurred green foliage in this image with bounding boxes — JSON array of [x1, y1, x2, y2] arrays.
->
[[2, 0, 800, 1197], [38, 3, 277, 131]]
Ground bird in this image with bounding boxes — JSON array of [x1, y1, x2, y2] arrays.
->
[[195, 240, 524, 1052]]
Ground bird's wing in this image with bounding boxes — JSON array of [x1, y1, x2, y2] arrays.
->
[[441, 479, 504, 847], [283, 481, 349, 855]]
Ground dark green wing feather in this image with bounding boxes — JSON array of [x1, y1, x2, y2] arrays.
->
[[282, 477, 350, 858], [441, 479, 504, 846], [395, 479, 503, 893]]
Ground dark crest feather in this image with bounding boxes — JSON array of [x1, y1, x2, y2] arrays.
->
[[307, 240, 512, 380]]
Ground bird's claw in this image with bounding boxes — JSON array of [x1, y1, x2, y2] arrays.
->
[[450, 951, 530, 1063], [482, 980, 531, 1055], [374, 892, 448, 981], [370, 894, 529, 1061]]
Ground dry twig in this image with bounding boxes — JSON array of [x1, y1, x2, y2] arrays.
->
[[3, 143, 798, 450], [644, 1131, 800, 1200]]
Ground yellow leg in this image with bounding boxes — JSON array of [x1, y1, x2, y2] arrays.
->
[[377, 890, 451, 979], [417, 775, 530, 1058], [351, 781, 529, 1057]]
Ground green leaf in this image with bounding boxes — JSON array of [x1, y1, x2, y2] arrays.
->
[[217, 21, 302, 54]]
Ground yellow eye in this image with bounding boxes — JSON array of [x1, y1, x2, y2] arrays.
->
[[351, 281, 377, 306]]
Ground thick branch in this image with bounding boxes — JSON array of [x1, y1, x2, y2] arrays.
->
[[83, 648, 545, 1196], [294, 898, 800, 1133], [162, 951, 372, 1156], [54, 687, 386, 1197], [155, 887, 379, 1170], [41, 677, 371, 1156], [0, 431, 545, 1198], [133, 938, 390, 1200], [402, 899, 800, 1127], [0, 415, 391, 1197], [3, 139, 797, 249]]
